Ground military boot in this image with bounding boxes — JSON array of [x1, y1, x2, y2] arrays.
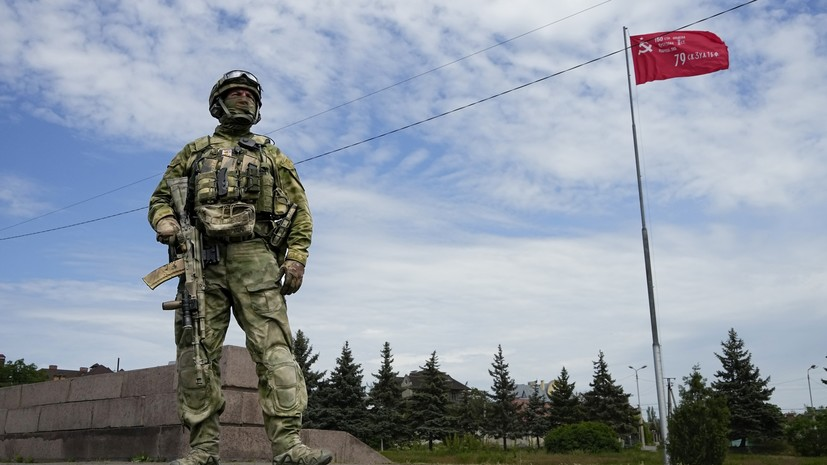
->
[[272, 444, 332, 465], [171, 414, 221, 465], [169, 449, 219, 465], [266, 415, 332, 465]]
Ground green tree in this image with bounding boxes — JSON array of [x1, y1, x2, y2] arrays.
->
[[0, 357, 48, 386], [786, 408, 827, 457], [668, 365, 730, 465], [294, 330, 327, 428], [822, 353, 827, 387], [711, 328, 783, 448], [520, 381, 550, 449], [367, 342, 404, 449], [294, 329, 325, 394], [582, 350, 636, 437], [547, 367, 583, 428], [451, 387, 489, 439], [487, 344, 518, 450], [406, 351, 450, 450], [305, 341, 370, 441]]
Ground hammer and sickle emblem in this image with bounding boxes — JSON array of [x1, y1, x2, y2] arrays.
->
[[638, 41, 653, 55]]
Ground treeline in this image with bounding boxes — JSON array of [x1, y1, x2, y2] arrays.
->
[[4, 326, 824, 460], [293, 327, 827, 461]]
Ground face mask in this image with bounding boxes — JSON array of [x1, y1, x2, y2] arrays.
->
[[222, 93, 258, 121]]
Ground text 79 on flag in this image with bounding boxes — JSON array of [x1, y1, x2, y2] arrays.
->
[[630, 30, 729, 85]]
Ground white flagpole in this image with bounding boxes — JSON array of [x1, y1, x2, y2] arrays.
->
[[622, 26, 670, 465]]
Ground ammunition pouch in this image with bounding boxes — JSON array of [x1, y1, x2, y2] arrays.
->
[[195, 203, 256, 239], [268, 203, 296, 248]]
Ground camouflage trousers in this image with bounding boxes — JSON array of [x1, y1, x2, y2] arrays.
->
[[174, 238, 307, 456]]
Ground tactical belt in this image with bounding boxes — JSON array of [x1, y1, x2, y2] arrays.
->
[[219, 234, 256, 244]]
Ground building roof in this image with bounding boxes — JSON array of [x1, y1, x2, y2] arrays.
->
[[40, 363, 114, 380], [400, 370, 469, 392], [513, 380, 553, 401]]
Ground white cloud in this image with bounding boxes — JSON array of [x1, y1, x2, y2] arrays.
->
[[0, 175, 53, 218], [0, 0, 825, 415]]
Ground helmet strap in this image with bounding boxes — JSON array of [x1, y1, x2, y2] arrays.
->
[[216, 96, 261, 125]]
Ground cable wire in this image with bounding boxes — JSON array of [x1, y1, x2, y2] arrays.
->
[[1, 4, 612, 236], [0, 0, 759, 241], [0, 207, 148, 241], [263, 0, 614, 135]]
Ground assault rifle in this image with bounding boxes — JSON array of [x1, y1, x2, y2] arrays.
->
[[142, 177, 209, 386]]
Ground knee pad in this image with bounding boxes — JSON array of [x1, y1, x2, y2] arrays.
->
[[259, 346, 307, 416]]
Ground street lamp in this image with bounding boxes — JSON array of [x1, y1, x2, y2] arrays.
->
[[629, 365, 647, 446], [807, 364, 818, 410]]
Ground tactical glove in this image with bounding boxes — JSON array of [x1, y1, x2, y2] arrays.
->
[[154, 216, 181, 244], [280, 259, 305, 295]]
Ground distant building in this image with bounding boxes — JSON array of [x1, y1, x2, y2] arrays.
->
[[40, 363, 114, 381], [513, 379, 553, 407], [399, 370, 469, 402]]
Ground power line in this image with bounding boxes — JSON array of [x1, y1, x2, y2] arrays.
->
[[0, 1, 759, 241], [1, 4, 611, 237], [0, 207, 148, 241], [295, 46, 626, 165], [263, 0, 614, 135], [1, 47, 621, 242], [298, 0, 759, 164], [0, 173, 161, 233]]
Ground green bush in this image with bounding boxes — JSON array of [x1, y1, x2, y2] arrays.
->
[[786, 409, 827, 457], [544, 421, 621, 453]]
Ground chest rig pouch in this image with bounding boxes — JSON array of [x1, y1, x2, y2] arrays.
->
[[191, 138, 268, 239]]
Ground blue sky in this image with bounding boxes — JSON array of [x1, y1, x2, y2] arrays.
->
[[1, 0, 826, 416]]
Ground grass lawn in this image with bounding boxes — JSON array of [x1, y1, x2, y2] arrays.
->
[[381, 447, 822, 465]]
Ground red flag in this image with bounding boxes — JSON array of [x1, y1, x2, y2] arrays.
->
[[630, 31, 729, 85]]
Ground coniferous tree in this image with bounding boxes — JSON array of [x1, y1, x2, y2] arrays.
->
[[294, 330, 326, 395], [487, 344, 518, 450], [406, 351, 450, 450], [452, 387, 489, 439], [294, 330, 327, 428], [306, 341, 370, 441], [822, 353, 826, 386], [711, 328, 783, 447], [368, 342, 404, 449], [520, 381, 550, 449], [668, 365, 730, 465], [822, 353, 827, 386], [582, 350, 637, 437], [547, 367, 583, 429]]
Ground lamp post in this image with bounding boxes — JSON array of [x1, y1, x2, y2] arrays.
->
[[807, 364, 818, 410], [629, 365, 648, 446]]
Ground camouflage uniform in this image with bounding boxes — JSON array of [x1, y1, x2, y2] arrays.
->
[[148, 71, 329, 465]]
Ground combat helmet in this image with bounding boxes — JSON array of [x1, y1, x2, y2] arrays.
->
[[209, 69, 262, 124]]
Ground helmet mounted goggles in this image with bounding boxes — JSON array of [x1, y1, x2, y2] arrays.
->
[[210, 70, 261, 104], [209, 69, 263, 121]]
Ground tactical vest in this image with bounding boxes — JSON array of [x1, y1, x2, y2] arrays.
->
[[187, 135, 291, 239]]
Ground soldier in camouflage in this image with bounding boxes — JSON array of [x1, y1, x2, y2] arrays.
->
[[148, 70, 331, 465]]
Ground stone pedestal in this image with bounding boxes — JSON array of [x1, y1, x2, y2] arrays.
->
[[0, 346, 389, 463]]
